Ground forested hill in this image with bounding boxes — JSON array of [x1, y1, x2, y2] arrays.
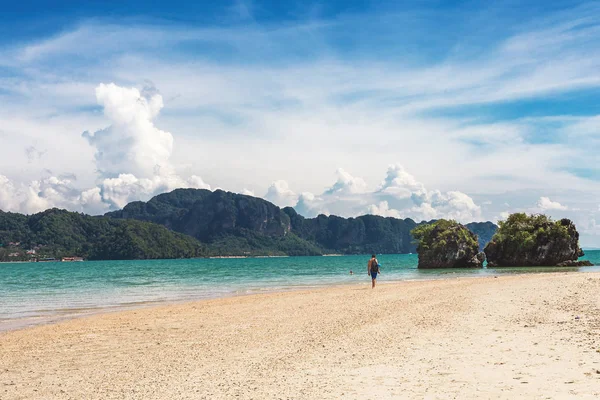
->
[[0, 209, 206, 261], [106, 188, 498, 255]]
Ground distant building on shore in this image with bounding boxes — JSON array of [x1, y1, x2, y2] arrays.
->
[[61, 257, 84, 262]]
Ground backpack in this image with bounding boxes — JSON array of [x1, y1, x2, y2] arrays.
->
[[371, 259, 379, 273]]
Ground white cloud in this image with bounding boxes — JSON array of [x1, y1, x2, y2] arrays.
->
[[82, 83, 173, 179], [426, 190, 482, 221], [378, 164, 427, 199], [97, 173, 210, 210], [324, 168, 368, 195], [78, 187, 107, 215], [80, 83, 210, 209], [374, 165, 481, 222], [0, 175, 81, 214], [0, 175, 19, 212], [537, 196, 568, 211], [0, 83, 210, 214], [264, 180, 297, 207], [281, 164, 481, 223], [498, 211, 511, 221], [294, 192, 326, 217], [367, 201, 402, 218], [241, 188, 255, 196]]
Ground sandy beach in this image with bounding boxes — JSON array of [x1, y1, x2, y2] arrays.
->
[[1, 273, 600, 399]]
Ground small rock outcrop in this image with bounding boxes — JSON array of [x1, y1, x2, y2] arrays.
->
[[484, 213, 584, 267], [412, 220, 485, 268], [556, 260, 593, 267]]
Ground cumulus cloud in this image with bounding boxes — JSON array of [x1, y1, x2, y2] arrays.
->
[[324, 168, 368, 195], [82, 83, 172, 179], [367, 201, 402, 218], [0, 175, 18, 212], [294, 192, 326, 217], [291, 169, 373, 217], [378, 164, 427, 200], [78, 187, 107, 215], [537, 196, 568, 211], [282, 164, 482, 222], [264, 180, 297, 207], [97, 173, 209, 209], [81, 83, 210, 210], [241, 188, 255, 196], [0, 83, 210, 214], [373, 164, 481, 222], [0, 175, 81, 214]]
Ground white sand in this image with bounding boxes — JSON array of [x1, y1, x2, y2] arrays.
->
[[1, 273, 600, 399]]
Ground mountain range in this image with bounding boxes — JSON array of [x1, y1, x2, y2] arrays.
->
[[0, 189, 497, 260]]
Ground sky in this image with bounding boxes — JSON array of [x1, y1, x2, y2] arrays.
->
[[0, 0, 599, 247]]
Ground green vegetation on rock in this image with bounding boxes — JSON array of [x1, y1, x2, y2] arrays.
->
[[484, 213, 582, 267], [412, 219, 484, 268]]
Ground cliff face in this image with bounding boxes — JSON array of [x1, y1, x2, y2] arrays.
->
[[283, 208, 418, 254], [108, 189, 292, 241], [484, 214, 582, 267], [465, 221, 498, 251], [106, 189, 319, 256], [412, 220, 485, 268]]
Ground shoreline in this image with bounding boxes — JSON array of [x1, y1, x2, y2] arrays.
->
[[2, 268, 599, 334], [2, 272, 599, 399]]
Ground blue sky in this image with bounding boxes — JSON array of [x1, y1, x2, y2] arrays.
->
[[0, 0, 599, 246]]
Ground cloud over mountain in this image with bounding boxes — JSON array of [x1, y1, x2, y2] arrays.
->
[[0, 83, 210, 214], [266, 165, 482, 223], [264, 180, 297, 208]]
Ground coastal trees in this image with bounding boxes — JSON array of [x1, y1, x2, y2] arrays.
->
[[0, 208, 206, 260], [411, 219, 485, 268], [484, 213, 586, 267]]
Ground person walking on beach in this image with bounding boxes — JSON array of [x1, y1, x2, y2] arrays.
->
[[368, 254, 379, 288]]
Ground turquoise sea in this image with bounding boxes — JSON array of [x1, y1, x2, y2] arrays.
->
[[1, 251, 599, 330]]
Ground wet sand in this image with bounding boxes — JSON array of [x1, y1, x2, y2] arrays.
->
[[1, 272, 600, 399]]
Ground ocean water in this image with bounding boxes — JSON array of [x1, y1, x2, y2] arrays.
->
[[1, 251, 599, 329]]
